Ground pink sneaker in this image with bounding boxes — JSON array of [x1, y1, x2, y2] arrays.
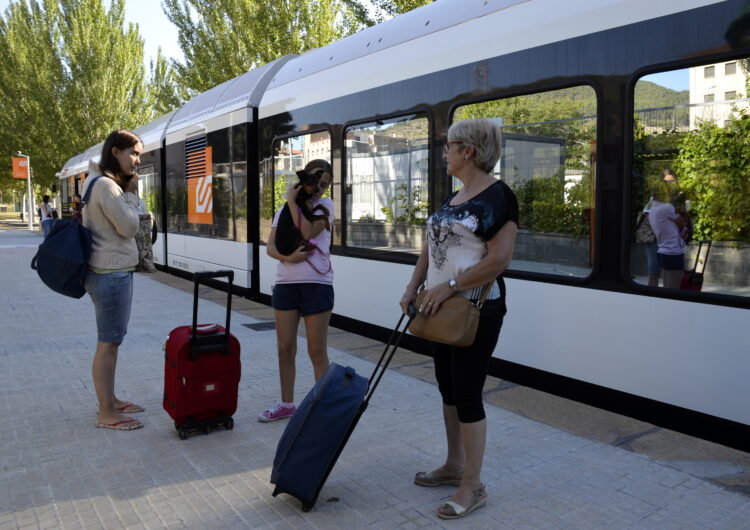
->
[[258, 402, 296, 422]]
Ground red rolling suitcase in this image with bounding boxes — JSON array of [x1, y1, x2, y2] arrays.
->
[[163, 270, 240, 439]]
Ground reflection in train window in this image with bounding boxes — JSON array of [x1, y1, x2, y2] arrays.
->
[[454, 86, 597, 277], [344, 115, 429, 253], [137, 163, 160, 230], [630, 61, 750, 296], [165, 125, 247, 241], [260, 131, 331, 243]]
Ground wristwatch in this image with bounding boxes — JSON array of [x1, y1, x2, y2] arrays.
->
[[448, 278, 459, 293]]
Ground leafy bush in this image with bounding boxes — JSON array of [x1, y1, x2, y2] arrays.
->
[[675, 109, 750, 242], [512, 173, 591, 237], [380, 183, 428, 225]]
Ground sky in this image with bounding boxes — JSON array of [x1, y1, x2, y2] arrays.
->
[[642, 70, 689, 92], [0, 0, 183, 68]]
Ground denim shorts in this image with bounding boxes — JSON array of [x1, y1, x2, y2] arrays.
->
[[84, 271, 134, 343], [657, 252, 685, 271], [272, 283, 334, 316], [645, 241, 661, 275]]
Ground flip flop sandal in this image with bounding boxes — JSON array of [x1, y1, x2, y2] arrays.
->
[[436, 486, 487, 520], [96, 419, 143, 431], [116, 402, 145, 413], [414, 469, 463, 487]]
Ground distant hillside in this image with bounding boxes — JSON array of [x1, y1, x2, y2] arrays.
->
[[634, 81, 689, 110], [529, 81, 688, 115]]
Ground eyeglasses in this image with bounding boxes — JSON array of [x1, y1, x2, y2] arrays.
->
[[442, 141, 463, 156]]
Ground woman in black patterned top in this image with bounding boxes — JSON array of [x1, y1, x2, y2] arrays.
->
[[400, 118, 518, 520]]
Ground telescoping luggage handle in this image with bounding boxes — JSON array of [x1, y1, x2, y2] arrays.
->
[[690, 240, 711, 274], [190, 270, 234, 360], [364, 307, 415, 405]]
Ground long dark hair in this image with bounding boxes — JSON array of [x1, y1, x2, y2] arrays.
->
[[99, 129, 142, 189]]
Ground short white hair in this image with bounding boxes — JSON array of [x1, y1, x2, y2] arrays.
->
[[447, 119, 501, 173]]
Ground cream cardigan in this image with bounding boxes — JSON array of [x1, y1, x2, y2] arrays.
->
[[81, 167, 140, 270]]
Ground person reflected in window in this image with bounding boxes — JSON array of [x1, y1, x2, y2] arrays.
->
[[648, 169, 687, 289], [637, 197, 660, 286], [399, 119, 518, 520], [260, 159, 334, 423]]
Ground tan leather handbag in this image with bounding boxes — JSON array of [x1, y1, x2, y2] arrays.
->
[[408, 283, 493, 347]]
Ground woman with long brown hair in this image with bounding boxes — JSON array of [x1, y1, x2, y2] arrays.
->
[[82, 129, 144, 431]]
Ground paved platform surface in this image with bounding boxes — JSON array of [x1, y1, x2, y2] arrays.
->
[[2, 226, 750, 529]]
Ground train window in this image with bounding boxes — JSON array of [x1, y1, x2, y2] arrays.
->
[[165, 126, 248, 241], [454, 86, 597, 278], [343, 114, 429, 253], [630, 61, 750, 296], [261, 130, 332, 243], [137, 163, 160, 233]]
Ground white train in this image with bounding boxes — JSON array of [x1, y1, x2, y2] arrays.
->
[[58, 0, 750, 449]]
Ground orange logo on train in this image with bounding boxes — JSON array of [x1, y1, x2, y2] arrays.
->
[[187, 145, 213, 225]]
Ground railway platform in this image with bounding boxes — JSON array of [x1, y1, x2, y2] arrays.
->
[[1, 226, 749, 529]]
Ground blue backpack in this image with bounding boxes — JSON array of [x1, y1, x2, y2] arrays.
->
[[31, 176, 102, 298]]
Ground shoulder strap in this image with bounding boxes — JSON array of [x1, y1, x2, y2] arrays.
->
[[475, 282, 494, 308], [81, 176, 103, 206]]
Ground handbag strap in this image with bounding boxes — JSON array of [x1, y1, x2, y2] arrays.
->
[[81, 176, 103, 207], [304, 248, 332, 275], [419, 280, 494, 308], [474, 281, 494, 309]]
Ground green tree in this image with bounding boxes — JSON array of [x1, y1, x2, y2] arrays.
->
[[0, 0, 152, 192], [675, 109, 750, 243], [148, 48, 185, 115], [162, 0, 362, 95], [367, 0, 431, 21]]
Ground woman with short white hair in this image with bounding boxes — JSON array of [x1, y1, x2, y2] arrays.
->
[[400, 118, 518, 520]]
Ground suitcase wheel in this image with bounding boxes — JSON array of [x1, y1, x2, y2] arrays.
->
[[225, 417, 234, 430], [203, 426, 211, 435], [301, 502, 313, 512], [178, 427, 188, 440]]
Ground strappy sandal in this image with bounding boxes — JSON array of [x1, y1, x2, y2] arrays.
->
[[115, 402, 145, 413], [437, 484, 487, 519], [414, 469, 463, 487]]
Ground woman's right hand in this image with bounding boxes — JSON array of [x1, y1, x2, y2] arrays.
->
[[284, 246, 308, 264], [124, 173, 139, 193], [399, 288, 418, 316]]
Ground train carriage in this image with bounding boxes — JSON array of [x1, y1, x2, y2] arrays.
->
[[58, 0, 750, 450]]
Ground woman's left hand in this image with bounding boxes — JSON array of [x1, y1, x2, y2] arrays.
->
[[419, 282, 453, 317]]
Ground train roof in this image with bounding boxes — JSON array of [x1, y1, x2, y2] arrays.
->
[[165, 55, 292, 140], [58, 142, 103, 179], [134, 109, 178, 152], [259, 0, 724, 118]]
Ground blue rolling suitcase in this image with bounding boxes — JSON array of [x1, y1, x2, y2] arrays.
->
[[271, 312, 412, 511]]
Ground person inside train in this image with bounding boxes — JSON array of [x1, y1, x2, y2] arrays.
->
[[399, 118, 518, 520], [70, 193, 82, 221], [259, 159, 334, 422], [647, 169, 688, 289], [82, 129, 145, 431]]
